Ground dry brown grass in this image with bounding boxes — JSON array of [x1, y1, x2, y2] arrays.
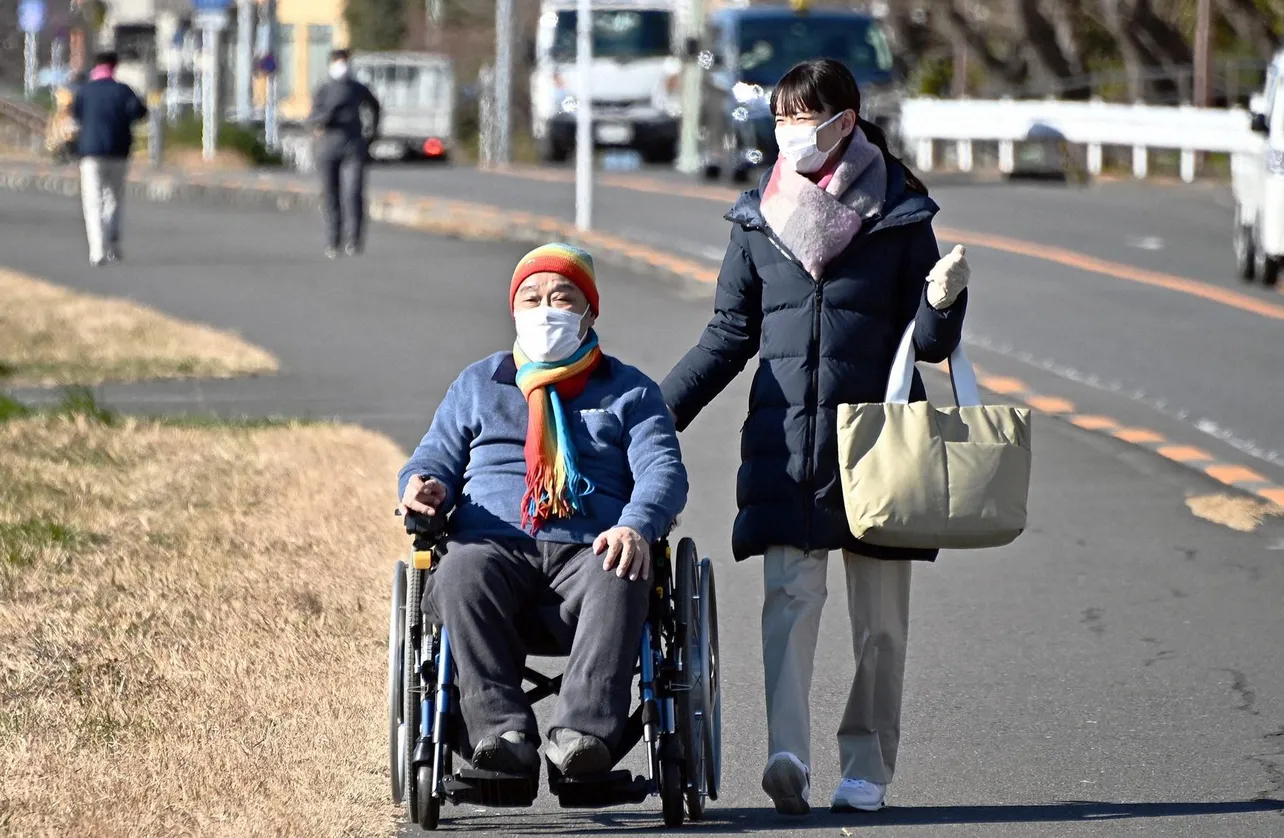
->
[[0, 413, 407, 837], [1186, 493, 1284, 533], [0, 268, 278, 386]]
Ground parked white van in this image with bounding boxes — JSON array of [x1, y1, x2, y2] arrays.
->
[[1234, 50, 1284, 286]]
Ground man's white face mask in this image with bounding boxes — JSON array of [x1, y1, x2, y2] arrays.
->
[[329, 60, 349, 80], [514, 306, 587, 363]]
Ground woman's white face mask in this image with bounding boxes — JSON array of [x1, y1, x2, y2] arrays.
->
[[774, 111, 848, 174], [329, 60, 349, 80], [514, 306, 587, 363]]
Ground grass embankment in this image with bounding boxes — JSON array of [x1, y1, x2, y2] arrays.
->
[[0, 268, 277, 386], [0, 396, 407, 836]]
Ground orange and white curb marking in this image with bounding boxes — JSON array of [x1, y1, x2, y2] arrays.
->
[[971, 368, 1284, 508]]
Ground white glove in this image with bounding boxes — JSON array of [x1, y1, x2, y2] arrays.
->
[[926, 244, 970, 310]]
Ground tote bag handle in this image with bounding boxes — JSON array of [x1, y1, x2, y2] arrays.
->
[[884, 323, 982, 407]]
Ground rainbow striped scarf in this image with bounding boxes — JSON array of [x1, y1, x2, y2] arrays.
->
[[514, 334, 604, 533]]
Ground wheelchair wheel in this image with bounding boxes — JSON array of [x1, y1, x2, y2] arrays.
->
[[415, 764, 439, 829], [699, 558, 722, 802], [403, 566, 424, 822], [673, 539, 707, 821], [660, 758, 685, 827], [388, 561, 408, 804]]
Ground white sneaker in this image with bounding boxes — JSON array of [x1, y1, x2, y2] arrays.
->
[[762, 752, 811, 815], [831, 778, 887, 812]]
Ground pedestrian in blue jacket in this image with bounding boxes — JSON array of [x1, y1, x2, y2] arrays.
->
[[661, 59, 972, 816], [72, 51, 148, 266]]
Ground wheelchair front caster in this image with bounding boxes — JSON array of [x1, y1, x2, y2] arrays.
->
[[660, 759, 685, 827], [415, 765, 440, 829]]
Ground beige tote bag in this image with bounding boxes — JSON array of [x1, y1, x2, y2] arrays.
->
[[837, 324, 1032, 550]]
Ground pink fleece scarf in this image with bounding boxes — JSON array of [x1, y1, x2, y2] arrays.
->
[[760, 128, 888, 280]]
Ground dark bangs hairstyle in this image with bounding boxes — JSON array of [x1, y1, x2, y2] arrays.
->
[[770, 58, 926, 194]]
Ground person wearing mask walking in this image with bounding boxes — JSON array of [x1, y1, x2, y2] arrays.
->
[[308, 49, 381, 259], [72, 53, 147, 266], [661, 59, 972, 816]]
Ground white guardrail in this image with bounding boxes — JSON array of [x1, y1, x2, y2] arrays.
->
[[898, 98, 1260, 182]]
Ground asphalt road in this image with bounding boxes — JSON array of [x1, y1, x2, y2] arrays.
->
[[2, 190, 1284, 837]]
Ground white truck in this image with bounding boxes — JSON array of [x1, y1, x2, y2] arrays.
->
[[529, 0, 684, 164], [1234, 49, 1284, 286], [351, 52, 456, 163]]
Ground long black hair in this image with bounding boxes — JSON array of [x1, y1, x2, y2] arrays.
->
[[770, 58, 926, 194]]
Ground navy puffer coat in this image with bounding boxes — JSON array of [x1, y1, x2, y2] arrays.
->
[[660, 163, 967, 562]]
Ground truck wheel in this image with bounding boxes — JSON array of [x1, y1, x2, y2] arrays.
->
[[1263, 257, 1281, 288], [539, 134, 569, 164], [1234, 206, 1256, 281]]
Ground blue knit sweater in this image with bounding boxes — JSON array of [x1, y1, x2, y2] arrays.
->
[[399, 352, 688, 544]]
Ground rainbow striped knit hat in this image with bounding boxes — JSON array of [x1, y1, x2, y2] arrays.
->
[[509, 243, 599, 315]]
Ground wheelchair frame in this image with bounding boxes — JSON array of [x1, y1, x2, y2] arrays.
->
[[387, 512, 721, 830]]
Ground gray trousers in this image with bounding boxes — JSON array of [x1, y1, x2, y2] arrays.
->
[[422, 538, 649, 754], [318, 147, 367, 249], [762, 545, 912, 785], [79, 157, 128, 262]]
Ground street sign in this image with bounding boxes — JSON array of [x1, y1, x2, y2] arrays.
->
[[18, 0, 46, 34], [194, 0, 230, 30], [195, 11, 230, 31]]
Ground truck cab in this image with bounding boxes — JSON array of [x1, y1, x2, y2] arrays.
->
[[530, 0, 683, 164], [1234, 49, 1284, 286], [697, 3, 902, 183]]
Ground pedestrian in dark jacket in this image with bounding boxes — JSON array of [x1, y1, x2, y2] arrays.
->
[[308, 49, 381, 258], [660, 59, 972, 816], [72, 52, 148, 266]]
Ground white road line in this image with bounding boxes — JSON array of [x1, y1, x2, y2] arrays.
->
[[964, 331, 1284, 470]]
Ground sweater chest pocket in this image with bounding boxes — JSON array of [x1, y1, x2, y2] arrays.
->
[[571, 409, 624, 454]]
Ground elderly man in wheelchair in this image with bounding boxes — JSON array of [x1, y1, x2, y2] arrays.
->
[[396, 244, 693, 810]]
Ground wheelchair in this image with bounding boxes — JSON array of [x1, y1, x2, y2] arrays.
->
[[387, 511, 722, 830]]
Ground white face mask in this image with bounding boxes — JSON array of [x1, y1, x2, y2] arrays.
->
[[514, 306, 588, 363], [775, 111, 847, 174], [329, 61, 349, 80]]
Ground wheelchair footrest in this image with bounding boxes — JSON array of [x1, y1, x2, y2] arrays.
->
[[550, 769, 652, 808], [443, 769, 538, 808]]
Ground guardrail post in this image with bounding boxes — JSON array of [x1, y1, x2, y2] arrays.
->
[[916, 138, 934, 172], [998, 140, 1014, 174], [956, 139, 973, 172], [1087, 143, 1102, 176], [1180, 149, 1196, 183], [1132, 145, 1148, 179]]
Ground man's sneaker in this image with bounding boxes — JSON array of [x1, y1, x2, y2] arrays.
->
[[762, 752, 811, 815], [831, 778, 887, 812], [344, 242, 363, 257], [106, 246, 121, 262], [545, 728, 613, 777], [471, 731, 539, 776], [324, 246, 339, 260]]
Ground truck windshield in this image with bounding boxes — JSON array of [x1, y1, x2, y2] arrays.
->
[[551, 10, 672, 61], [735, 16, 893, 86]]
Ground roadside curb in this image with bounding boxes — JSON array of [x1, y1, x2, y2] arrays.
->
[[0, 163, 717, 290]]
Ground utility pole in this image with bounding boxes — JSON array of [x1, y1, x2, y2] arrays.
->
[[425, 0, 443, 48], [263, 0, 280, 149], [1193, 0, 1211, 108], [575, 0, 593, 230], [236, 0, 254, 122], [675, 0, 705, 175], [494, 0, 514, 166]]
